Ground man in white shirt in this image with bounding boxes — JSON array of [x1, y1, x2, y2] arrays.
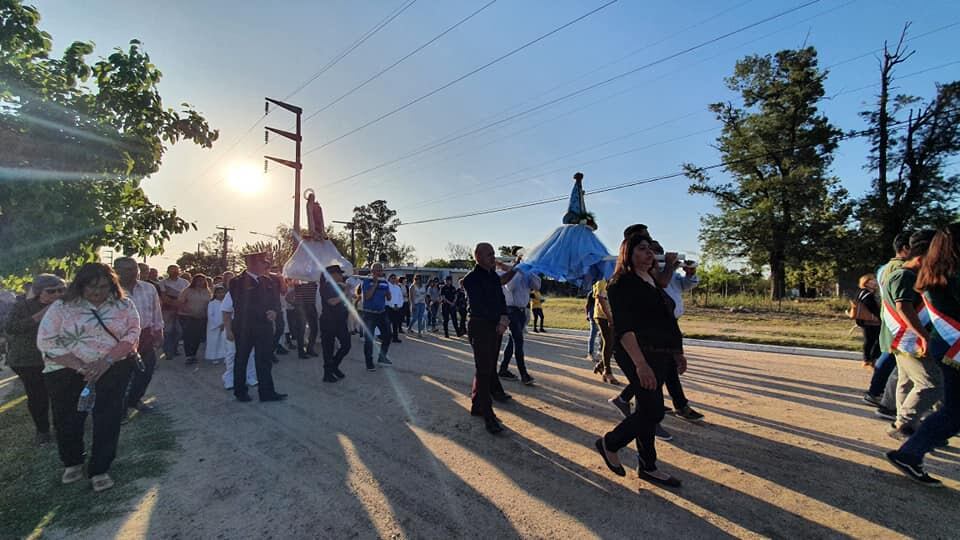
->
[[499, 265, 541, 385], [386, 274, 405, 344], [114, 257, 164, 415], [159, 265, 189, 360]]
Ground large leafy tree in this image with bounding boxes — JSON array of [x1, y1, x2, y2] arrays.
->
[[351, 200, 401, 268], [0, 1, 218, 280], [684, 47, 850, 299], [856, 24, 960, 253]]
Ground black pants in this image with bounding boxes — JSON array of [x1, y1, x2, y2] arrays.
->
[[300, 304, 319, 352], [500, 307, 528, 378], [46, 361, 132, 476], [618, 356, 688, 411], [532, 308, 544, 330], [179, 316, 206, 358], [861, 323, 881, 362], [442, 304, 459, 337], [320, 318, 351, 371], [287, 308, 304, 352], [469, 318, 505, 417], [11, 365, 50, 435], [597, 318, 614, 374], [125, 337, 157, 409], [388, 307, 403, 339], [273, 309, 287, 350], [401, 301, 411, 326], [457, 308, 468, 336], [604, 350, 671, 470], [233, 323, 277, 399]]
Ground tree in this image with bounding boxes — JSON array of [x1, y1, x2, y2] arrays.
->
[[175, 233, 236, 276], [684, 47, 850, 299], [446, 243, 471, 261], [351, 200, 400, 268], [0, 1, 218, 279], [422, 258, 450, 268], [386, 244, 416, 266], [498, 245, 524, 257], [856, 23, 960, 253]]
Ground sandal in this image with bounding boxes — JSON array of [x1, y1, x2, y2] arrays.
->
[[91, 473, 114, 492], [61, 465, 84, 484]]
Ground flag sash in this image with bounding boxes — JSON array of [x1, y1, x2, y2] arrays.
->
[[881, 299, 930, 355], [923, 295, 960, 366]]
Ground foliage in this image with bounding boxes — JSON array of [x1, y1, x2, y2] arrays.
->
[[386, 243, 416, 266], [175, 233, 236, 276], [498, 245, 524, 257], [422, 258, 451, 268], [0, 1, 218, 280], [685, 47, 850, 299], [350, 200, 400, 268], [856, 25, 960, 254], [446, 242, 472, 261]]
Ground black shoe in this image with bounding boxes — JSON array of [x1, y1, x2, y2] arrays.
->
[[875, 406, 896, 421], [470, 409, 500, 421], [484, 416, 504, 434], [594, 438, 626, 477], [332, 368, 346, 379], [539, 328, 546, 333], [322, 373, 338, 383], [863, 393, 883, 407], [236, 394, 253, 402], [378, 358, 393, 366], [885, 451, 943, 487], [638, 468, 682, 488], [608, 396, 631, 418], [275, 345, 289, 355], [532, 328, 540, 333], [655, 424, 673, 441], [521, 376, 535, 386], [675, 406, 704, 423], [492, 393, 513, 403], [366, 364, 377, 372], [260, 393, 288, 402], [498, 370, 518, 380]]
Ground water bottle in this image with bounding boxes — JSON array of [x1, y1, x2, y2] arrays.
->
[[77, 383, 96, 412]]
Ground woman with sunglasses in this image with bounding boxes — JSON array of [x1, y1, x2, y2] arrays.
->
[[37, 263, 141, 492], [4, 274, 65, 445]]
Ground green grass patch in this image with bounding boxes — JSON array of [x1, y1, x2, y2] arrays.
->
[[0, 387, 177, 539], [539, 296, 862, 351]]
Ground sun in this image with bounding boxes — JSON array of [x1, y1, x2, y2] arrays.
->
[[226, 162, 265, 194]]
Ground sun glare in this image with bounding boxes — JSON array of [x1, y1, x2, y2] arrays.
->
[[226, 163, 265, 194]]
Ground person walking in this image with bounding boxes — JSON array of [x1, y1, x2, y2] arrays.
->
[[177, 274, 211, 365], [585, 291, 599, 362], [407, 275, 427, 335], [225, 252, 286, 402], [205, 286, 230, 364], [463, 243, 517, 434], [4, 274, 64, 445], [113, 258, 163, 416], [853, 273, 882, 366], [159, 265, 188, 360], [36, 263, 140, 492], [319, 265, 352, 383], [440, 276, 459, 338], [593, 235, 684, 488], [530, 288, 545, 332], [293, 280, 320, 357], [592, 276, 620, 385], [456, 279, 469, 337], [427, 278, 441, 332], [499, 261, 539, 386], [399, 276, 410, 332], [387, 274, 405, 343], [361, 263, 393, 371], [887, 223, 960, 486]]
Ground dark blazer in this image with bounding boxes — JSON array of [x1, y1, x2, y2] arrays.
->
[[228, 272, 282, 335]]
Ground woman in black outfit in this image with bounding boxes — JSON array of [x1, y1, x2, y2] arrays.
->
[[594, 234, 685, 488], [854, 273, 881, 366]]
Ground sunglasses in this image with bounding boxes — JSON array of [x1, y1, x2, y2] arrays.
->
[[44, 287, 65, 294]]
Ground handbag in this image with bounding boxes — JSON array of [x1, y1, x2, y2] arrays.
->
[[89, 309, 146, 372]]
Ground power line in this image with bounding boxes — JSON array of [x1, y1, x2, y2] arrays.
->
[[302, 0, 622, 156], [398, 110, 958, 226], [303, 0, 499, 122], [317, 0, 823, 187]]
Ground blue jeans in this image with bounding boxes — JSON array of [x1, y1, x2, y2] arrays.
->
[[362, 311, 391, 368], [868, 352, 895, 397], [162, 313, 181, 359], [500, 307, 529, 379], [588, 318, 599, 355], [408, 302, 426, 333], [898, 339, 959, 464]]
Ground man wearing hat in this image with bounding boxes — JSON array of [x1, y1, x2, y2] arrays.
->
[[224, 252, 287, 402], [318, 265, 351, 383]]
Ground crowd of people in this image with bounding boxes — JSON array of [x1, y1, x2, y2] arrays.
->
[[3, 221, 958, 494]]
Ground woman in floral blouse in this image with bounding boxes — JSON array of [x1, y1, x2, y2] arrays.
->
[[36, 263, 141, 492]]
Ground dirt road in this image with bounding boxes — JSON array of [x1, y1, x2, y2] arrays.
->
[[59, 331, 960, 539]]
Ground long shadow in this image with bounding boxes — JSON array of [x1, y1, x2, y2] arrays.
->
[[687, 362, 865, 396]]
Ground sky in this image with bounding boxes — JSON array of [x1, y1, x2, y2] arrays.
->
[[31, 0, 960, 269]]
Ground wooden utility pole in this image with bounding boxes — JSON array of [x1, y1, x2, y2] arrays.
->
[[263, 98, 303, 240], [216, 226, 235, 271]]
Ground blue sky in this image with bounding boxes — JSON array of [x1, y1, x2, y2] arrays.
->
[[33, 0, 960, 267]]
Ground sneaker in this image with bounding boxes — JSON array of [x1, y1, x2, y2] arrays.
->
[[608, 396, 631, 418], [521, 376, 535, 386], [885, 451, 943, 487], [675, 406, 705, 423], [498, 370, 518, 380], [655, 424, 673, 441], [366, 364, 376, 372], [378, 358, 393, 366], [862, 393, 883, 407], [875, 407, 896, 421]]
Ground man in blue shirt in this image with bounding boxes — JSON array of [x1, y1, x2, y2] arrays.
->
[[361, 263, 393, 371]]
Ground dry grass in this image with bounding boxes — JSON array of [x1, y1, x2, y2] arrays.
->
[[539, 296, 861, 351]]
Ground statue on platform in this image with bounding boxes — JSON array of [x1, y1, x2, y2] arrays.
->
[[304, 189, 328, 240]]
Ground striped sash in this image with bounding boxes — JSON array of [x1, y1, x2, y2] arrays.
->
[[923, 295, 960, 367], [881, 299, 930, 355]]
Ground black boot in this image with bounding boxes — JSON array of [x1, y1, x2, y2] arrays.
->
[[322, 371, 338, 383]]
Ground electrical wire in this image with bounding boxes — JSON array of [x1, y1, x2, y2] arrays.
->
[[302, 0, 622, 156]]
